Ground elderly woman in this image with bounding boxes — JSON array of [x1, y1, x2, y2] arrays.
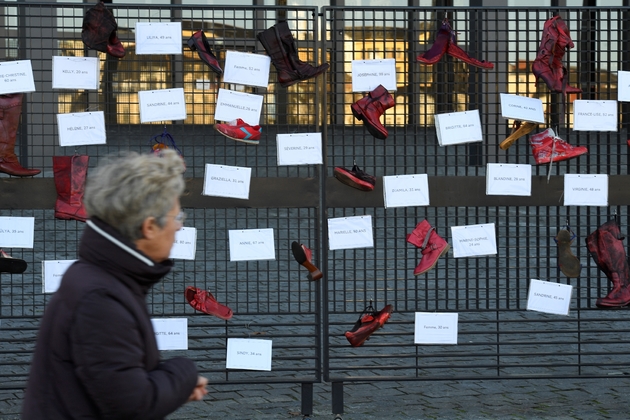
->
[[23, 150, 207, 419]]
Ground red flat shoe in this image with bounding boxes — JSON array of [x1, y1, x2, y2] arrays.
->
[[185, 286, 233, 320]]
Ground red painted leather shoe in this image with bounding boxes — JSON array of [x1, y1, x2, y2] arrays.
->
[[291, 241, 323, 281], [333, 162, 376, 191], [345, 303, 393, 347], [188, 30, 223, 75], [529, 128, 587, 165], [350, 84, 394, 140], [185, 286, 233, 320], [407, 219, 450, 275], [215, 119, 262, 144], [0, 250, 27, 274]]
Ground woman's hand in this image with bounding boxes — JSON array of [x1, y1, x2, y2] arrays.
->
[[187, 376, 209, 402]]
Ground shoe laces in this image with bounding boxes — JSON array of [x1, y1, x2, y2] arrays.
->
[[150, 127, 183, 157]]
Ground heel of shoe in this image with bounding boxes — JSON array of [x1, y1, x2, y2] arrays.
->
[[303, 261, 323, 281], [187, 37, 197, 51], [351, 103, 364, 121]]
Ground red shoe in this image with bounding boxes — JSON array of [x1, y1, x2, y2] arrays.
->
[[185, 286, 233, 320], [333, 162, 376, 191], [529, 128, 588, 165], [291, 241, 323, 281], [215, 119, 262, 144], [345, 303, 393, 347], [0, 249, 27, 274], [350, 85, 394, 140], [188, 30, 223, 75], [407, 219, 450, 275]]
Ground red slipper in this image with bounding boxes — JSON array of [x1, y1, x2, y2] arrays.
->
[[185, 286, 233, 320]]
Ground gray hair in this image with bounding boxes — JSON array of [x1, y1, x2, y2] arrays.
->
[[84, 150, 186, 241]]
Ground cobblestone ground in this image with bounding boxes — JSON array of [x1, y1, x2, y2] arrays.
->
[[3, 377, 629, 419]]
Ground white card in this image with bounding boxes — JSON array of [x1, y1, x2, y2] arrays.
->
[[57, 111, 106, 147], [0, 60, 36, 94], [451, 223, 497, 258], [223, 51, 271, 88], [42, 259, 76, 294], [328, 215, 373, 250], [214, 88, 264, 127], [563, 174, 608, 206], [351, 59, 397, 92], [573, 100, 618, 131], [414, 312, 458, 345], [434, 110, 483, 146], [52, 56, 100, 90], [226, 338, 272, 371], [202, 164, 251, 199], [527, 279, 573, 316], [499, 93, 545, 123], [276, 133, 323, 166], [228, 228, 275, 261], [0, 217, 35, 248], [382, 174, 430, 208], [138, 88, 186, 123], [151, 318, 188, 350], [169, 227, 197, 260], [617, 70, 630, 102], [135, 22, 182, 55], [486, 163, 532, 196]]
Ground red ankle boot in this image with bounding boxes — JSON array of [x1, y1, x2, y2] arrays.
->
[[586, 218, 630, 308], [529, 128, 587, 165], [406, 220, 450, 275], [53, 155, 89, 222], [350, 85, 395, 140], [291, 241, 323, 281]]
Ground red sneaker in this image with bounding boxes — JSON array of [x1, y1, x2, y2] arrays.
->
[[529, 128, 588, 164], [185, 286, 233, 320], [345, 303, 393, 347], [333, 162, 376, 191], [214, 119, 262, 144], [291, 241, 323, 281]]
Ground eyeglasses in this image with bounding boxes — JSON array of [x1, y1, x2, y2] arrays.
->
[[163, 210, 186, 227]]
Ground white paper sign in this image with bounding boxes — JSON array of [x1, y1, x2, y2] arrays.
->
[[135, 22, 182, 55], [486, 163, 532, 196], [0, 60, 36, 94], [450, 223, 497, 258], [617, 70, 630, 102], [151, 318, 188, 350], [414, 312, 458, 344], [138, 88, 186, 123], [52, 56, 100, 90], [527, 279, 573, 316], [223, 51, 271, 88], [499, 93, 545, 123], [434, 110, 483, 146], [57, 111, 106, 147], [573, 100, 618, 131], [382, 174, 429, 208], [276, 133, 323, 166], [351, 59, 397, 92], [169, 227, 197, 260], [203, 164, 251, 199], [563, 174, 608, 206], [228, 228, 275, 261], [214, 88, 264, 127], [226, 338, 272, 371], [328, 215, 373, 250], [0, 217, 35, 248], [42, 259, 76, 294]]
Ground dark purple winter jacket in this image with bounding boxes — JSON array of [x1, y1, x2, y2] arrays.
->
[[22, 217, 198, 419]]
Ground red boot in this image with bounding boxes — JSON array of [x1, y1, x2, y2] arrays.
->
[[407, 220, 450, 275], [586, 218, 630, 308], [350, 85, 395, 140], [345, 303, 393, 347], [53, 155, 89, 222], [0, 94, 41, 177], [529, 128, 587, 165], [274, 21, 329, 82], [532, 15, 581, 94], [291, 241, 323, 281]]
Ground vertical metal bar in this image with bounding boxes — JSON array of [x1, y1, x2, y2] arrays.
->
[[301, 382, 313, 416], [332, 381, 344, 416]]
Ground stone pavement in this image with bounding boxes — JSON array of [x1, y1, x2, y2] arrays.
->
[[2, 376, 630, 419]]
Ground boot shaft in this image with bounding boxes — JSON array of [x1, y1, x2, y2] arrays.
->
[[587, 219, 630, 288], [0, 94, 23, 152], [257, 25, 301, 86], [53, 155, 89, 203]]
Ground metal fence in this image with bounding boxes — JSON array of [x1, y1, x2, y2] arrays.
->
[[1, 3, 630, 417]]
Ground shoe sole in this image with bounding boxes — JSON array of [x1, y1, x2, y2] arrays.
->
[[0, 259, 27, 274], [414, 244, 450, 276], [291, 242, 323, 281], [333, 169, 374, 191], [215, 126, 260, 145], [499, 122, 537, 150]]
